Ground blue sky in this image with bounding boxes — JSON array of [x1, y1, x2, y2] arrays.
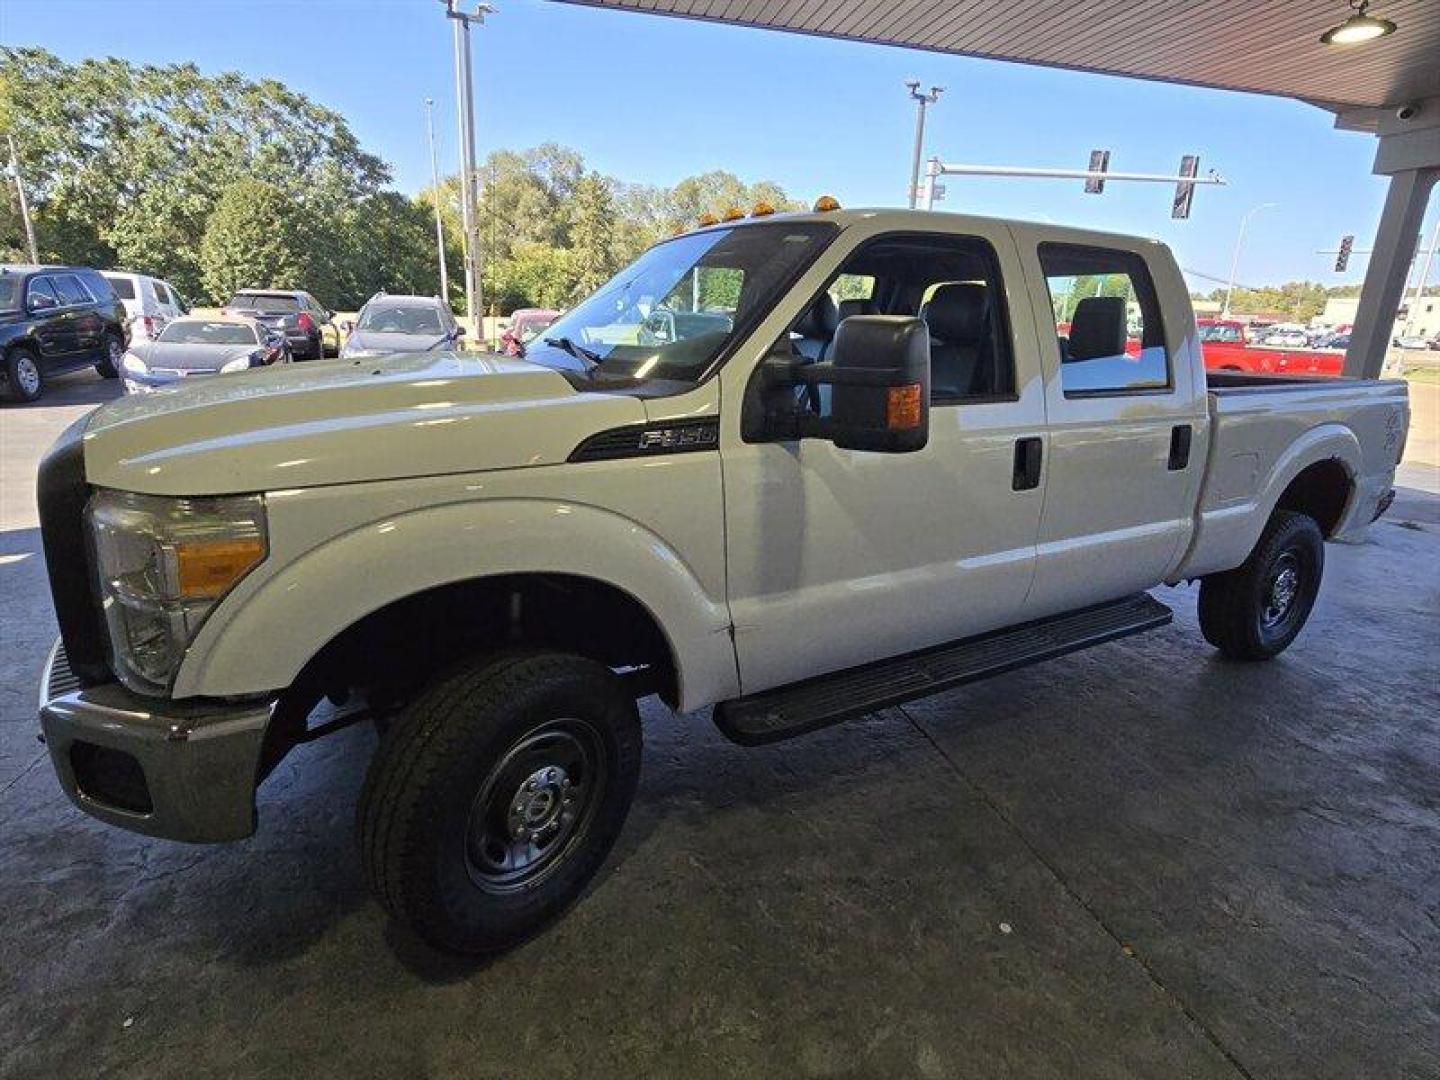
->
[[4, 0, 1436, 292]]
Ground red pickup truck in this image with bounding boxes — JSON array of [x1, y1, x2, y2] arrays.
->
[[1198, 318, 1346, 377]]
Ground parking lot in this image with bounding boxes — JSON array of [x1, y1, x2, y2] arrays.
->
[[0, 370, 1435, 1078]]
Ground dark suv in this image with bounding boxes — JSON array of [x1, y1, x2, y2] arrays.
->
[[222, 289, 337, 361], [0, 265, 130, 403]]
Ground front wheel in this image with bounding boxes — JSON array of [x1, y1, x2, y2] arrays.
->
[[1198, 509, 1324, 661], [2, 346, 45, 403], [358, 652, 642, 954]]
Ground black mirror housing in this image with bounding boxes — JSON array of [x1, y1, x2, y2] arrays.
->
[[825, 316, 930, 452]]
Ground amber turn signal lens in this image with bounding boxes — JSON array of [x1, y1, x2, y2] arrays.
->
[[886, 384, 923, 430], [697, 212, 719, 227], [175, 537, 267, 598], [721, 206, 745, 222], [813, 195, 841, 212], [751, 201, 776, 217]]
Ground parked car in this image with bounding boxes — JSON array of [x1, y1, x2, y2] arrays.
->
[[35, 209, 1409, 955], [1393, 335, 1430, 350], [119, 316, 289, 393], [340, 293, 462, 358], [222, 289, 337, 360], [1264, 329, 1309, 347], [499, 307, 561, 356], [0, 264, 128, 403], [1313, 332, 1350, 350], [102, 271, 186, 343]]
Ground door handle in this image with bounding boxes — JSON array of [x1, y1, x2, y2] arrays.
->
[[1013, 437, 1043, 491], [1168, 425, 1193, 471]]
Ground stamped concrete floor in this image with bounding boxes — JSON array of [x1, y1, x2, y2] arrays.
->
[[1, 373, 1437, 1079]]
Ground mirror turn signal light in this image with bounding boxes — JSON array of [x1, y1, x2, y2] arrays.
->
[[813, 195, 841, 212], [886, 384, 923, 430]]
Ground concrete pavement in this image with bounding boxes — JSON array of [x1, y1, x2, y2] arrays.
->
[[1, 369, 1436, 1079]]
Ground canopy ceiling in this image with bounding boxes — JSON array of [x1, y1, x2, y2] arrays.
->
[[557, 0, 1439, 112]]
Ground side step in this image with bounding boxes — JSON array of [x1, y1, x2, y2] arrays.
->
[[714, 593, 1173, 746]]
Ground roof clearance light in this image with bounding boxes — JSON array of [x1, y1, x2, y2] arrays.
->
[[813, 195, 841, 212], [697, 212, 719, 227], [721, 206, 745, 222], [751, 201, 776, 217], [1320, 0, 1396, 44]]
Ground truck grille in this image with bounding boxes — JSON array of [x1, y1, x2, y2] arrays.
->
[[36, 415, 111, 686]]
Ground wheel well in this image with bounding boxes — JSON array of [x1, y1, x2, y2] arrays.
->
[[291, 573, 679, 710], [1275, 458, 1352, 537]]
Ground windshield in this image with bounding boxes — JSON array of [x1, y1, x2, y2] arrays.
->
[[517, 316, 555, 343], [159, 320, 259, 345], [524, 221, 835, 386], [359, 304, 444, 335], [0, 277, 19, 312], [1200, 323, 1242, 343]]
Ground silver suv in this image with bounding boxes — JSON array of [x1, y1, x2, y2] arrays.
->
[[340, 293, 462, 358]]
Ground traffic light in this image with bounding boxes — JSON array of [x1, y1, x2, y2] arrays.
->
[[1335, 234, 1354, 273]]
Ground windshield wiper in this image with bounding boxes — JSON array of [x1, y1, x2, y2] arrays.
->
[[543, 336, 602, 369]]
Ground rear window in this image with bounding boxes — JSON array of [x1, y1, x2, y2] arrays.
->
[[1039, 243, 1170, 396], [104, 275, 136, 300], [231, 292, 299, 313], [159, 320, 259, 345]]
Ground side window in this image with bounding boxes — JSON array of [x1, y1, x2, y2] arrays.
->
[[53, 274, 93, 306], [827, 273, 874, 305], [27, 277, 61, 309], [1039, 243, 1169, 395]]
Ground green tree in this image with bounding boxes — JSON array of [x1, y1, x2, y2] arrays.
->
[[568, 172, 618, 299], [199, 178, 308, 302]]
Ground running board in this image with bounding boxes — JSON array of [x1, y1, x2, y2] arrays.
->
[[714, 593, 1173, 746]]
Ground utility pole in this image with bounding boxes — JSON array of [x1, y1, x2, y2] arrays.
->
[[905, 81, 943, 210], [1223, 203, 1277, 318], [443, 0, 493, 339], [7, 134, 38, 264], [424, 98, 450, 306], [1402, 216, 1439, 337]]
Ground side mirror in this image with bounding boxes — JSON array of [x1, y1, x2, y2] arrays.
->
[[29, 294, 58, 312], [752, 316, 929, 452]]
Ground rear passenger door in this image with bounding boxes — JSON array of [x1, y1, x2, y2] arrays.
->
[[53, 273, 105, 358], [1019, 240, 1205, 618], [27, 276, 80, 361]]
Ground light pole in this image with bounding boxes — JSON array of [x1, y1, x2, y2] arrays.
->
[[905, 80, 943, 210], [7, 134, 38, 264], [424, 98, 450, 306], [1223, 202, 1277, 318], [1402, 216, 1439, 337], [442, 0, 493, 338]]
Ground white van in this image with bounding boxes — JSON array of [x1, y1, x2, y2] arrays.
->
[[101, 272, 186, 342]]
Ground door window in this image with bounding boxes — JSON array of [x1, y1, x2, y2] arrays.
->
[[27, 277, 61, 310], [53, 274, 93, 307], [1038, 243, 1170, 395]]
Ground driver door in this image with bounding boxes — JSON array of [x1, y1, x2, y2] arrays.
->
[[27, 276, 79, 361]]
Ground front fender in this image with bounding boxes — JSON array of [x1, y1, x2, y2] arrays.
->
[[172, 496, 739, 711]]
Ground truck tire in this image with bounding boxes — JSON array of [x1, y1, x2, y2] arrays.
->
[[3, 345, 45, 403], [358, 651, 642, 954], [95, 332, 124, 379], [1198, 509, 1324, 661]]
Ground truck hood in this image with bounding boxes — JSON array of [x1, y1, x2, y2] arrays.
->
[[82, 351, 646, 496]]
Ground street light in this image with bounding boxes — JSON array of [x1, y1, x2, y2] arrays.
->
[[424, 98, 450, 306], [905, 80, 943, 210], [442, 0, 494, 339], [1222, 203, 1277, 318]]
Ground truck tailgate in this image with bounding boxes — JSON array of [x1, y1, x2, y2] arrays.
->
[[1174, 376, 1409, 580]]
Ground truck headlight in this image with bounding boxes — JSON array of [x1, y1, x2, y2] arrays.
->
[[88, 490, 268, 695]]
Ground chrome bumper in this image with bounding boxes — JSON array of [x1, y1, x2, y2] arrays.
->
[[37, 639, 274, 843]]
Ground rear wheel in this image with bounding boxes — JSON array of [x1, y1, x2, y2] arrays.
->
[[358, 652, 642, 954], [95, 332, 123, 379], [1198, 509, 1324, 661], [2, 346, 45, 403]]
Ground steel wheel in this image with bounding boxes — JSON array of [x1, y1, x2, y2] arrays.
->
[[463, 717, 607, 894], [1261, 552, 1302, 629]]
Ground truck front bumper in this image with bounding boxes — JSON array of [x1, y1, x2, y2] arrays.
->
[[38, 640, 274, 843]]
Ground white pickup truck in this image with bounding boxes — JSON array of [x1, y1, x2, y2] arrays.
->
[[37, 207, 1409, 954]]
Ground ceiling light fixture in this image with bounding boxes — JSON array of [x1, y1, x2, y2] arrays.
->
[[1320, 0, 1397, 45]]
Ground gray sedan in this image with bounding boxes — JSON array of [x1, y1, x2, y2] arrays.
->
[[341, 295, 463, 358], [120, 316, 288, 393]]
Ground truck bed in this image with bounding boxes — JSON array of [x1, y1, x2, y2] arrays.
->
[[1172, 374, 1409, 582]]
